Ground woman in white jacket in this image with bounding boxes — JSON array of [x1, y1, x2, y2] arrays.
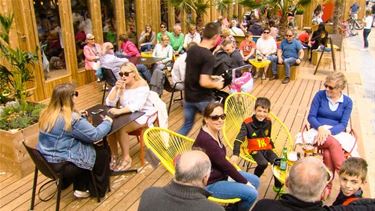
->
[[106, 62, 157, 171]]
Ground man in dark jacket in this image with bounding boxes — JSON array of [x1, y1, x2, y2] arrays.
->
[[138, 150, 224, 211], [252, 157, 375, 211]]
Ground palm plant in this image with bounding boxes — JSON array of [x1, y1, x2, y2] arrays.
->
[[240, 0, 311, 35], [215, 0, 232, 15], [0, 13, 38, 109], [169, 0, 210, 24]]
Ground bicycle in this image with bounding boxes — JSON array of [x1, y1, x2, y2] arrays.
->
[[347, 14, 364, 31]]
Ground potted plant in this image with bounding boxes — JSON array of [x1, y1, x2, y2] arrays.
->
[[0, 13, 44, 177]]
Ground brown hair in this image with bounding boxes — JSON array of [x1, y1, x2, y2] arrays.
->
[[255, 97, 271, 112], [119, 34, 129, 42], [202, 22, 220, 39], [339, 157, 368, 181], [202, 102, 223, 125]]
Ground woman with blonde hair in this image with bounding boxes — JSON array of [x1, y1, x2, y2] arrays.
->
[[37, 83, 113, 198], [106, 62, 157, 171]]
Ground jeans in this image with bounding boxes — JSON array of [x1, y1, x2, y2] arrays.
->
[[268, 55, 278, 76], [177, 100, 210, 135], [363, 28, 371, 48], [281, 57, 297, 78], [136, 64, 152, 82], [206, 171, 260, 211], [252, 150, 282, 188]]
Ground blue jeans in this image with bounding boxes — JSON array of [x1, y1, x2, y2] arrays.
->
[[281, 57, 297, 78], [207, 171, 260, 211], [136, 64, 152, 82], [268, 55, 278, 76], [177, 100, 210, 135], [363, 28, 371, 48]]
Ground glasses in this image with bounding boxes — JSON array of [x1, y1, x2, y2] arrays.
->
[[324, 83, 336, 90], [119, 71, 133, 77], [161, 26, 166, 28], [88, 38, 95, 40], [72, 91, 79, 97], [263, 31, 270, 34], [285, 34, 293, 37], [209, 114, 226, 121]]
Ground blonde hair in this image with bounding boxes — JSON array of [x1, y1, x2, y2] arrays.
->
[[221, 28, 231, 37], [39, 83, 76, 132], [326, 72, 347, 90], [101, 42, 114, 55], [120, 62, 144, 82]]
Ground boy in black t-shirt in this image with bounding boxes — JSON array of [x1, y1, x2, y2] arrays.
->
[[231, 97, 282, 190]]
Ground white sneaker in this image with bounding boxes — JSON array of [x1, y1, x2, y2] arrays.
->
[[74, 190, 90, 198]]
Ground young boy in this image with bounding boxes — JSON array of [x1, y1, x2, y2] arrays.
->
[[230, 97, 282, 190], [332, 157, 368, 206]]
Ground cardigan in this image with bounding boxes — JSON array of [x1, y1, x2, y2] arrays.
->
[[193, 129, 247, 185], [308, 90, 353, 135], [138, 181, 224, 211]]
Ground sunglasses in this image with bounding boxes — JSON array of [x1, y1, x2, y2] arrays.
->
[[209, 114, 226, 121], [161, 26, 166, 28], [263, 31, 270, 34], [119, 71, 133, 77], [286, 34, 293, 37], [324, 83, 336, 90], [72, 91, 79, 97]]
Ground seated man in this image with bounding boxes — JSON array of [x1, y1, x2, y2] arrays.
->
[[171, 42, 198, 90], [100, 42, 151, 82], [138, 150, 224, 211], [271, 29, 303, 84], [168, 24, 185, 55], [252, 157, 375, 211], [222, 39, 246, 68]]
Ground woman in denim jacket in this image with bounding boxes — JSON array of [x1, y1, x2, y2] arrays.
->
[[37, 83, 113, 198]]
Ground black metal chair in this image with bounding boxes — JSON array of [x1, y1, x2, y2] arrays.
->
[[163, 75, 183, 114], [23, 142, 100, 211], [101, 67, 117, 104]]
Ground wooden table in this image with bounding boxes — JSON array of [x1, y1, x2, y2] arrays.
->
[[86, 104, 144, 175]]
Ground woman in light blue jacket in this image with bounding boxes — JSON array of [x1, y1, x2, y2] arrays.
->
[[37, 83, 113, 198]]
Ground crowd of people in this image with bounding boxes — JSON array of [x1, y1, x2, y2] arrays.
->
[[34, 9, 375, 211]]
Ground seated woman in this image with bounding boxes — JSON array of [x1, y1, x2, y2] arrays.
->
[[37, 83, 113, 198], [138, 24, 156, 52], [119, 34, 140, 58], [192, 102, 260, 210], [297, 72, 356, 194], [105, 62, 157, 171]]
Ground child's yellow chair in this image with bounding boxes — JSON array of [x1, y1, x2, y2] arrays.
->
[[223, 92, 294, 164], [143, 127, 241, 205]]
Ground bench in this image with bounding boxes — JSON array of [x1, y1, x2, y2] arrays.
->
[[265, 63, 300, 80]]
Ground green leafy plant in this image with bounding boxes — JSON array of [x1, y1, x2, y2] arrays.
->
[[240, 0, 311, 35], [0, 13, 38, 109], [170, 0, 210, 24], [0, 13, 41, 130]]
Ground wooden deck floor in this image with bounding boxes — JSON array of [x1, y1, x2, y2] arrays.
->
[[0, 43, 371, 211]]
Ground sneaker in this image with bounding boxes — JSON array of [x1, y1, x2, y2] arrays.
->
[[253, 72, 259, 79], [270, 75, 279, 80], [74, 190, 90, 198], [282, 77, 290, 84]]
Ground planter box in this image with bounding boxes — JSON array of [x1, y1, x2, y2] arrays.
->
[[0, 123, 38, 177]]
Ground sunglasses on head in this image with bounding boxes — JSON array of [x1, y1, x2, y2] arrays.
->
[[72, 91, 79, 97], [119, 71, 133, 77], [324, 83, 336, 90], [209, 114, 226, 121]]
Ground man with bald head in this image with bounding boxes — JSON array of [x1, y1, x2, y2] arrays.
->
[[252, 157, 375, 211], [138, 150, 224, 211]]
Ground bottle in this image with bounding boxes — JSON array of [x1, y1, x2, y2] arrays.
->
[[280, 147, 288, 171]]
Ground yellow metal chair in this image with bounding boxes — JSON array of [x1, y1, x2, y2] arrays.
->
[[223, 92, 294, 164], [143, 127, 241, 205]]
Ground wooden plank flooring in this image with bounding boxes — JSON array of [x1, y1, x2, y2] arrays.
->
[[0, 43, 370, 210]]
